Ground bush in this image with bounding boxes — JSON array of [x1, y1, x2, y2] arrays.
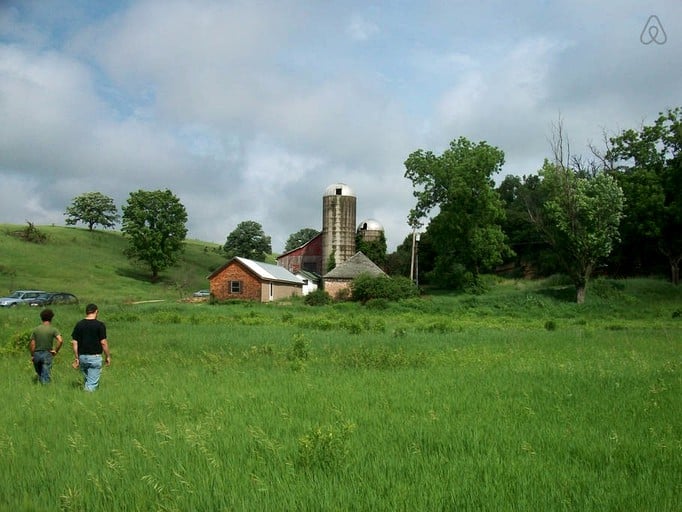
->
[[350, 274, 418, 303], [304, 289, 332, 306]]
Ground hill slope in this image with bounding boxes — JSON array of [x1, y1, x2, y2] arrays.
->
[[0, 224, 227, 304]]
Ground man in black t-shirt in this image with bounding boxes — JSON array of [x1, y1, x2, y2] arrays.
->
[[71, 303, 111, 391]]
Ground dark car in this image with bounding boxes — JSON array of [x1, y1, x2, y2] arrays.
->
[[28, 292, 79, 307]]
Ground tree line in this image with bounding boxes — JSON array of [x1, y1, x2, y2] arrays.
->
[[63, 107, 681, 301], [389, 107, 681, 302]]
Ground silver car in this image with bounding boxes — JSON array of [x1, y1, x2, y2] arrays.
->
[[0, 290, 47, 307]]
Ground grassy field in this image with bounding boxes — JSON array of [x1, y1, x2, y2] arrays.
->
[[0, 224, 680, 511], [0, 223, 226, 304]]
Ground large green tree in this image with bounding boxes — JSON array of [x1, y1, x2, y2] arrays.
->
[[284, 228, 320, 252], [224, 220, 272, 261], [404, 136, 511, 288], [121, 189, 188, 281], [607, 107, 682, 284], [64, 192, 119, 231], [528, 159, 624, 303]]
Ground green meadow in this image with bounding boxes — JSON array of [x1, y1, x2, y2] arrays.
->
[[0, 225, 680, 511]]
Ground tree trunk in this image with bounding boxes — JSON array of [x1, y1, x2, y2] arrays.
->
[[671, 260, 680, 286], [576, 284, 586, 304]]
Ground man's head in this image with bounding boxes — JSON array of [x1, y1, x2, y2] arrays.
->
[[40, 309, 54, 322], [85, 303, 98, 315]]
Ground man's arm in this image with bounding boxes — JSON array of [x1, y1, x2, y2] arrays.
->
[[51, 334, 63, 356], [101, 338, 111, 366], [71, 339, 79, 367], [29, 337, 36, 357]]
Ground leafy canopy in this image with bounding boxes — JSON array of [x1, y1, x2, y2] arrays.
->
[[284, 228, 320, 252], [64, 192, 119, 231], [530, 160, 624, 303], [224, 220, 272, 261], [404, 136, 511, 288], [608, 107, 682, 284], [121, 189, 188, 281]]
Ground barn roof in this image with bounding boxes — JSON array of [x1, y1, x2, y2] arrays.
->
[[276, 232, 322, 259], [208, 257, 303, 285], [323, 252, 386, 279]]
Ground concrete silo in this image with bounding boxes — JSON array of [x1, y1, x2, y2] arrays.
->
[[357, 218, 384, 243], [322, 183, 356, 271]]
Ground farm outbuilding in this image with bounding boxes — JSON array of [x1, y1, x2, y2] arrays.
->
[[323, 251, 386, 299], [208, 257, 303, 302], [295, 269, 321, 295], [276, 233, 323, 275]]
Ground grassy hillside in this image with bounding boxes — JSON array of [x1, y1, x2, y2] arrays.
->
[[0, 223, 227, 304]]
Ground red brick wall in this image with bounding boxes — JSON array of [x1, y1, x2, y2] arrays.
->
[[323, 279, 351, 300], [209, 262, 261, 301]]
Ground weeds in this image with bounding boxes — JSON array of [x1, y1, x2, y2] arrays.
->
[[296, 420, 356, 470]]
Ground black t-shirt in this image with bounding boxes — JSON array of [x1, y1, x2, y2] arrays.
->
[[71, 318, 107, 355]]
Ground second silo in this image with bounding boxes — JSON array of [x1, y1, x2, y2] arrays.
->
[[322, 183, 356, 272]]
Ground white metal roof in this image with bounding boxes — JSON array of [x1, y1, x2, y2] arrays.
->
[[234, 257, 303, 284]]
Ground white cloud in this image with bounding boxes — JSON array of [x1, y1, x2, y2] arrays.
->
[[1, 0, 681, 254]]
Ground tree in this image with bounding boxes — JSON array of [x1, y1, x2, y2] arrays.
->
[[356, 231, 387, 269], [527, 121, 625, 303], [284, 228, 320, 252], [224, 221, 272, 261], [608, 107, 682, 284], [64, 192, 119, 231], [498, 174, 561, 277], [121, 189, 188, 281], [404, 136, 512, 289]]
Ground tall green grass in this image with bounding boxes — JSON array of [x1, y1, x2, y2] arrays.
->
[[1, 225, 680, 510], [1, 279, 680, 511]]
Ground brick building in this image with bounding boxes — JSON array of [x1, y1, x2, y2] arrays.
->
[[208, 257, 303, 302]]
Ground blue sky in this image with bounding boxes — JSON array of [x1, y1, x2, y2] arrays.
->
[[1, 0, 680, 252]]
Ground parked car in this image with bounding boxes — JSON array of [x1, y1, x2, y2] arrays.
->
[[192, 289, 211, 298], [0, 290, 47, 307], [28, 292, 79, 307]]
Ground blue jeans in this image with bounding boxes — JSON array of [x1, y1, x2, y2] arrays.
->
[[33, 351, 53, 384], [78, 354, 103, 391]]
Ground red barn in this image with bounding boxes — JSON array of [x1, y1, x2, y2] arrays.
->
[[276, 233, 323, 275]]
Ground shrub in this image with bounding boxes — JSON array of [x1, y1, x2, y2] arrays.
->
[[13, 221, 48, 244], [304, 289, 332, 306], [350, 274, 418, 303], [5, 329, 31, 353]]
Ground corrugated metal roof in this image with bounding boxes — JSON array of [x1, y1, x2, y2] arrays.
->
[[235, 257, 303, 284]]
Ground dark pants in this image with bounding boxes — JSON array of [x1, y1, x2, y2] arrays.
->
[[33, 351, 54, 384]]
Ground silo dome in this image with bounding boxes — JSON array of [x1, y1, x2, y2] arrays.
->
[[324, 183, 355, 197], [357, 219, 384, 232]]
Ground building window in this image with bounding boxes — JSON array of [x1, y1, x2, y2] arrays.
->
[[230, 280, 242, 294]]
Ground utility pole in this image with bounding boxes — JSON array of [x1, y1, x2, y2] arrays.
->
[[410, 229, 420, 285]]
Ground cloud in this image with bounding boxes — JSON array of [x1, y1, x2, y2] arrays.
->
[[1, 0, 680, 255]]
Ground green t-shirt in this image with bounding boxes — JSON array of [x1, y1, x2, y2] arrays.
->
[[31, 324, 61, 352]]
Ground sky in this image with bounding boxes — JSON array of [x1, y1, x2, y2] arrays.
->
[[1, 1, 680, 253]]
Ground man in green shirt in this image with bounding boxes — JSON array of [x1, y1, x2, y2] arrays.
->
[[29, 309, 63, 384]]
